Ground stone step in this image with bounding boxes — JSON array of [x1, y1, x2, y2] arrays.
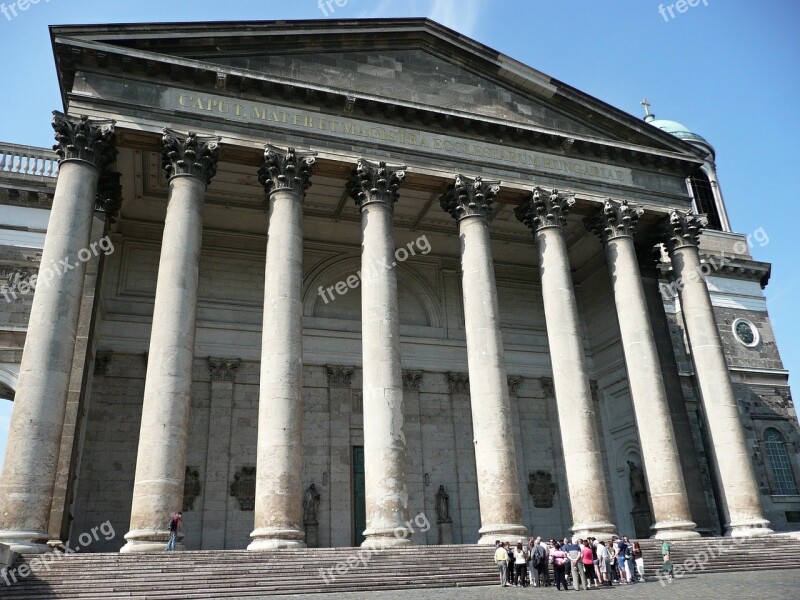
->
[[4, 537, 799, 599]]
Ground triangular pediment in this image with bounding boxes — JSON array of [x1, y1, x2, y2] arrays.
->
[[50, 18, 705, 162], [199, 48, 602, 138]]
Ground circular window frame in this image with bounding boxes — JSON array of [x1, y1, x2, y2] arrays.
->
[[732, 318, 760, 348]]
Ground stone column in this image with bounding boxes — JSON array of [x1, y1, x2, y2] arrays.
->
[[121, 130, 219, 553], [346, 159, 412, 547], [638, 246, 715, 533], [441, 175, 526, 544], [514, 188, 615, 538], [663, 210, 772, 537], [587, 199, 699, 539], [0, 113, 115, 553], [249, 147, 317, 550], [201, 358, 240, 549]]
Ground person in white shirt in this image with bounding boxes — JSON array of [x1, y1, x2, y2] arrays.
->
[[513, 541, 529, 587]]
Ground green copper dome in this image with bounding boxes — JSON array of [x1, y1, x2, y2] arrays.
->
[[647, 118, 709, 144]]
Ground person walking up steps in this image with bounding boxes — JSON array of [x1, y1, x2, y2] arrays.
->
[[165, 511, 182, 551], [661, 540, 675, 582]]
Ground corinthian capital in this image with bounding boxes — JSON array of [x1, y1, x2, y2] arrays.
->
[[586, 198, 644, 244], [208, 357, 241, 382], [52, 111, 116, 170], [346, 158, 406, 210], [259, 145, 317, 197], [663, 209, 705, 253], [162, 129, 220, 185], [514, 187, 574, 233], [440, 174, 500, 223]]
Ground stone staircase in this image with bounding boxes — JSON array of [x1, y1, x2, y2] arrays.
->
[[635, 536, 799, 580], [3, 537, 800, 599]]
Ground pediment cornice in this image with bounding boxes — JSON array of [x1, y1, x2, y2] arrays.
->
[[51, 19, 706, 177]]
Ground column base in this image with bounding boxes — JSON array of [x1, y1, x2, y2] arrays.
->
[[0, 531, 53, 554], [651, 520, 702, 540], [571, 521, 617, 540], [361, 526, 413, 548], [727, 518, 773, 538], [120, 529, 183, 553], [477, 523, 528, 545], [248, 527, 306, 551]]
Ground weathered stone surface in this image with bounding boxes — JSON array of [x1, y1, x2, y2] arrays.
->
[[443, 176, 526, 544], [0, 116, 114, 552], [250, 146, 316, 551], [121, 129, 219, 553], [516, 188, 615, 538]]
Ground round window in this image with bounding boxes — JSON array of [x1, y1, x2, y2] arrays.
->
[[732, 318, 759, 347]]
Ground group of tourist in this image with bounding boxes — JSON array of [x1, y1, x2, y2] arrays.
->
[[493, 535, 674, 590]]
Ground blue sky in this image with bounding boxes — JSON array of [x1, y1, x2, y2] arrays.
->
[[0, 0, 798, 469]]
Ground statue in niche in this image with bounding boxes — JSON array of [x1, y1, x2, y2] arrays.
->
[[436, 485, 451, 523], [628, 460, 648, 509], [303, 483, 321, 525]]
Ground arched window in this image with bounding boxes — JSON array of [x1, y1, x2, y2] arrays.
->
[[764, 428, 798, 495], [689, 170, 722, 231]]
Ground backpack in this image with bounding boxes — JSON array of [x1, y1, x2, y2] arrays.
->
[[168, 516, 179, 532]]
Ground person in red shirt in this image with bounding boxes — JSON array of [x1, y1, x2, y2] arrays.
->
[[582, 540, 599, 588]]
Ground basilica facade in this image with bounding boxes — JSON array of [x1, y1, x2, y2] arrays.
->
[[0, 19, 798, 553]]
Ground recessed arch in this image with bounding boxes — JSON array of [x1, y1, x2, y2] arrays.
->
[[303, 254, 443, 328]]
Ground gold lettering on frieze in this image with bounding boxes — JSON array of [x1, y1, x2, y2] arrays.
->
[[169, 91, 629, 184]]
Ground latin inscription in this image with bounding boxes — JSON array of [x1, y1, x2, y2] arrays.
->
[[170, 90, 632, 185]]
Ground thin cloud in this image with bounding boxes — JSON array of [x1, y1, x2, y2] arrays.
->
[[356, 0, 394, 18], [428, 0, 483, 36]]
